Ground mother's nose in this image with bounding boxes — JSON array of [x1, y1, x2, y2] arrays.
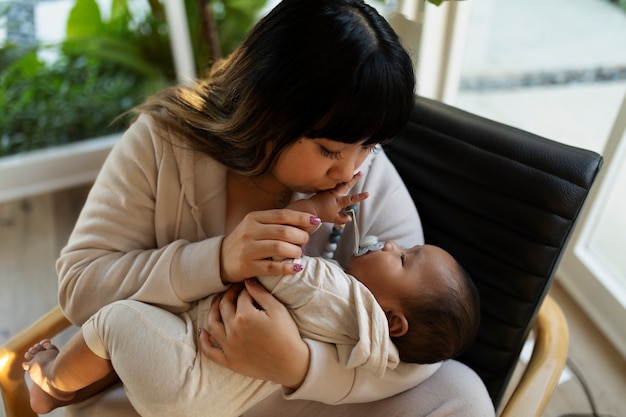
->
[[328, 159, 358, 183], [330, 143, 372, 183]]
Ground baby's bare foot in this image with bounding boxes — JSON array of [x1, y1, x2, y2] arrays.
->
[[22, 339, 75, 413], [27, 382, 65, 414]]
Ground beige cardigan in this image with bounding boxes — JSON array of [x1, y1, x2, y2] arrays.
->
[[57, 114, 439, 405]]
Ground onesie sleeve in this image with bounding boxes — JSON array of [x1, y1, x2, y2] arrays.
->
[[283, 340, 441, 404]]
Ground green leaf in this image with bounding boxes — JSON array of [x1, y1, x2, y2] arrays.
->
[[66, 0, 104, 39], [62, 36, 163, 79], [108, 0, 132, 33], [0, 51, 43, 81], [225, 0, 266, 14], [110, 0, 130, 23]]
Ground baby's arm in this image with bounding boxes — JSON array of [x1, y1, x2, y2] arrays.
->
[[287, 172, 369, 225]]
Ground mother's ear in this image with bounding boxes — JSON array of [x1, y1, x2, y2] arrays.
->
[[386, 310, 409, 337]]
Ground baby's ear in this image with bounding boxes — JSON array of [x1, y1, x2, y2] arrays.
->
[[386, 310, 409, 337]]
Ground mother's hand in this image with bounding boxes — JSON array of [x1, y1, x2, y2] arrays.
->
[[199, 279, 310, 389], [220, 209, 318, 284]]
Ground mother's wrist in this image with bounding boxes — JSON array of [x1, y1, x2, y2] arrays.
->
[[219, 242, 234, 284]]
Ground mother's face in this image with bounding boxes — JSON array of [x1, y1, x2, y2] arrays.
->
[[272, 137, 374, 194]]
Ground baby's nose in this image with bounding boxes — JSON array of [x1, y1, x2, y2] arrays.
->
[[382, 240, 399, 251]]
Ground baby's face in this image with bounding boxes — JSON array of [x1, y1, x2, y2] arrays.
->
[[346, 241, 457, 311]]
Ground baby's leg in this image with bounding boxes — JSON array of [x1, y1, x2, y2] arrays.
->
[[23, 333, 114, 414]]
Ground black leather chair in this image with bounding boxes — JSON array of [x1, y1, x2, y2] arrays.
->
[[1, 96, 603, 417], [385, 95, 603, 415]]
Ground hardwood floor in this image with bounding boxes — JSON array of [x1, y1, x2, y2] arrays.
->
[[1, 185, 625, 417]]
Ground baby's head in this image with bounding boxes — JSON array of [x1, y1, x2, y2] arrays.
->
[[346, 241, 480, 364]]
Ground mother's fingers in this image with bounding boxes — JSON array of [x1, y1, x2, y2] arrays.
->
[[206, 296, 224, 335], [247, 258, 305, 276], [222, 239, 304, 282], [247, 228, 306, 258], [242, 278, 284, 312], [216, 284, 244, 325], [252, 209, 322, 234], [198, 326, 227, 365]]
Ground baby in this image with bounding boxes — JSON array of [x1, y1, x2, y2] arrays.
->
[[23, 175, 480, 417]]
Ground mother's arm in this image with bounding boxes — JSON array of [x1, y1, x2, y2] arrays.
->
[[57, 117, 231, 325], [291, 340, 440, 404]]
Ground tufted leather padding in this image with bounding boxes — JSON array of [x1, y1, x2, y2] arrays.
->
[[384, 96, 603, 408]]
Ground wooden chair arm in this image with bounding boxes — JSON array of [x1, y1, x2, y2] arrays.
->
[[0, 306, 72, 417], [500, 295, 569, 417]]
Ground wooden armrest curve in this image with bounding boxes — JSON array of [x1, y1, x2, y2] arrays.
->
[[0, 306, 72, 417], [500, 295, 569, 417]]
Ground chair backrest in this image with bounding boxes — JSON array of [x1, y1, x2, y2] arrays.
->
[[384, 96, 603, 408]]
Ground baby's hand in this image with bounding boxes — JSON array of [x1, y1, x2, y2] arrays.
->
[[288, 172, 368, 225]]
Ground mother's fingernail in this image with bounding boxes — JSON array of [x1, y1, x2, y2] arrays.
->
[[310, 216, 321, 225], [293, 263, 303, 272]]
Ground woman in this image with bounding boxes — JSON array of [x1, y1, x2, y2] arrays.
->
[[57, 0, 495, 416]]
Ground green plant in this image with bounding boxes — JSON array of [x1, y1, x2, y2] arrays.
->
[[62, 0, 175, 81], [0, 0, 268, 157], [0, 51, 156, 156], [0, 0, 171, 156]]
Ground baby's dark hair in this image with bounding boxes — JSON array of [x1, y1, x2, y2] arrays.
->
[[392, 260, 480, 364]]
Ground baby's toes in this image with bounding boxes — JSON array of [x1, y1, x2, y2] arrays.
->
[[24, 339, 52, 360], [24, 346, 40, 360]]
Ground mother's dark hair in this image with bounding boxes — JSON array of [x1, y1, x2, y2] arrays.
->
[[134, 0, 415, 175]]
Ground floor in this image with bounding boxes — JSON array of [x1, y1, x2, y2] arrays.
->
[[541, 281, 626, 417]]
